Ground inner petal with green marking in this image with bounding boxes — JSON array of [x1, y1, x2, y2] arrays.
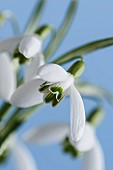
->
[[39, 73, 74, 107], [44, 85, 63, 106]]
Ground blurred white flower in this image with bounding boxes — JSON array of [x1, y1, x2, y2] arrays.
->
[[23, 122, 105, 170], [23, 122, 94, 153], [11, 64, 85, 142], [19, 35, 42, 58], [23, 123, 69, 145], [0, 35, 42, 58], [9, 135, 37, 170], [83, 139, 105, 170]]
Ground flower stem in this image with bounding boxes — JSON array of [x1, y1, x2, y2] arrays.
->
[[0, 104, 43, 148], [0, 108, 21, 147], [0, 103, 11, 120]]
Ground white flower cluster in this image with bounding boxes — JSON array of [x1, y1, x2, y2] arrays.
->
[[0, 35, 85, 143], [0, 29, 105, 170]]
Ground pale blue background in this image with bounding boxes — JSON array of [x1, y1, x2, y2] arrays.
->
[[0, 0, 113, 169]]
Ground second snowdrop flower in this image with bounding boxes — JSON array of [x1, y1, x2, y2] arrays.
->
[[19, 35, 42, 58], [0, 34, 42, 59]]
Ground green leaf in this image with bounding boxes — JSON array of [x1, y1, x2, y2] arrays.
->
[[24, 0, 45, 34], [76, 81, 113, 104], [54, 37, 113, 64], [44, 0, 78, 60]]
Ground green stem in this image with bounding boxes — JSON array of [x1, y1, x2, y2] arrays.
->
[[24, 0, 46, 34], [0, 104, 43, 147], [19, 104, 43, 121], [0, 10, 20, 35], [0, 103, 11, 120], [0, 108, 21, 147]]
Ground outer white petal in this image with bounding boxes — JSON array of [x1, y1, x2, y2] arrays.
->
[[0, 37, 22, 53], [10, 79, 44, 108], [19, 35, 42, 58], [24, 123, 69, 145], [0, 53, 16, 101], [25, 53, 45, 82], [71, 123, 96, 152], [70, 84, 85, 142], [9, 136, 37, 170], [83, 139, 105, 170], [37, 64, 69, 82]]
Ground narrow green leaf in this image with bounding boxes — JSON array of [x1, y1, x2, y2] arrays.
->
[[76, 81, 113, 104], [44, 0, 78, 60], [0, 10, 20, 35], [24, 0, 45, 34], [54, 37, 113, 64]]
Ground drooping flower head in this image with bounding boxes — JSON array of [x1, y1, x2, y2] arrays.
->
[[11, 63, 85, 142]]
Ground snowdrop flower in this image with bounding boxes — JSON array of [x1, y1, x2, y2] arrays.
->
[[23, 122, 94, 153], [0, 34, 41, 58], [23, 122, 105, 170], [19, 35, 42, 58], [0, 38, 44, 101], [11, 64, 85, 141], [9, 135, 37, 170]]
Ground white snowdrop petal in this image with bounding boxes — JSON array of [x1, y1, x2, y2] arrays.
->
[[0, 37, 22, 53], [37, 64, 69, 82], [24, 123, 69, 145], [83, 139, 105, 170], [25, 53, 45, 82], [10, 78, 44, 108], [70, 84, 85, 142], [71, 123, 96, 152], [19, 35, 42, 58], [0, 53, 16, 101], [9, 136, 37, 170]]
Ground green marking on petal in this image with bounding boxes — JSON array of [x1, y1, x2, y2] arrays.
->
[[52, 96, 63, 107], [42, 85, 63, 107], [39, 82, 64, 107], [44, 92, 55, 103], [39, 82, 50, 92], [50, 86, 63, 100]]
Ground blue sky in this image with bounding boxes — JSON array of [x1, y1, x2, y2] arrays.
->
[[0, 0, 113, 169]]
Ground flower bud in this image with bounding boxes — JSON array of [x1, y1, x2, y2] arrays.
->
[[68, 60, 85, 78], [87, 107, 104, 127], [19, 35, 41, 58]]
